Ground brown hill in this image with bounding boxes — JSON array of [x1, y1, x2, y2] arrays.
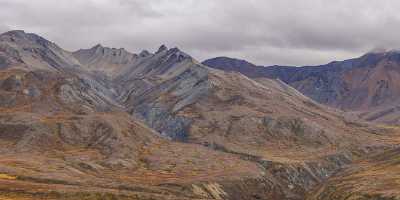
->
[[307, 144, 400, 200]]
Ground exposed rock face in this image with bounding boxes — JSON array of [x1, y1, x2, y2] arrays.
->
[[0, 30, 399, 200], [203, 53, 400, 125], [75, 44, 207, 140]]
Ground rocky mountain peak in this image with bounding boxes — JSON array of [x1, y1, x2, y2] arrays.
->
[[1, 30, 26, 38], [139, 50, 151, 57], [203, 57, 258, 69], [0, 30, 81, 71], [364, 47, 400, 55], [355, 48, 400, 69], [151, 45, 193, 63], [203, 57, 262, 77], [167, 47, 191, 59], [362, 48, 400, 58], [0, 30, 53, 48], [92, 43, 103, 50], [75, 44, 136, 59], [156, 44, 168, 54], [72, 44, 139, 76]]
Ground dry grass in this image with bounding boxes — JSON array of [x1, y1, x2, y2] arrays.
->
[[0, 174, 17, 180], [307, 148, 400, 200]]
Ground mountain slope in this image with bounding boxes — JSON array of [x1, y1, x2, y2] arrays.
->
[[0, 30, 400, 200], [307, 145, 400, 200], [101, 44, 400, 199], [203, 52, 400, 125], [0, 45, 261, 200]]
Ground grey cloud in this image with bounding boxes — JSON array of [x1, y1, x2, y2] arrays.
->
[[0, 0, 400, 66]]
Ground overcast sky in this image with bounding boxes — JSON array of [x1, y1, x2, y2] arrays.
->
[[0, 0, 399, 66]]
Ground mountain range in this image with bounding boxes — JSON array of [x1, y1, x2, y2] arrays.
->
[[203, 52, 400, 125], [0, 30, 399, 200]]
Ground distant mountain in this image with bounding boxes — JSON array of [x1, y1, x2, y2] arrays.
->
[[203, 51, 400, 124], [0, 30, 399, 200], [202, 56, 262, 76]]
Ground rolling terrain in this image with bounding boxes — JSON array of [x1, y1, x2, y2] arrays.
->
[[0, 30, 400, 200], [307, 146, 400, 200], [204, 52, 400, 199]]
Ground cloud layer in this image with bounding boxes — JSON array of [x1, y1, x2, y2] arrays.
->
[[1, 0, 399, 66]]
